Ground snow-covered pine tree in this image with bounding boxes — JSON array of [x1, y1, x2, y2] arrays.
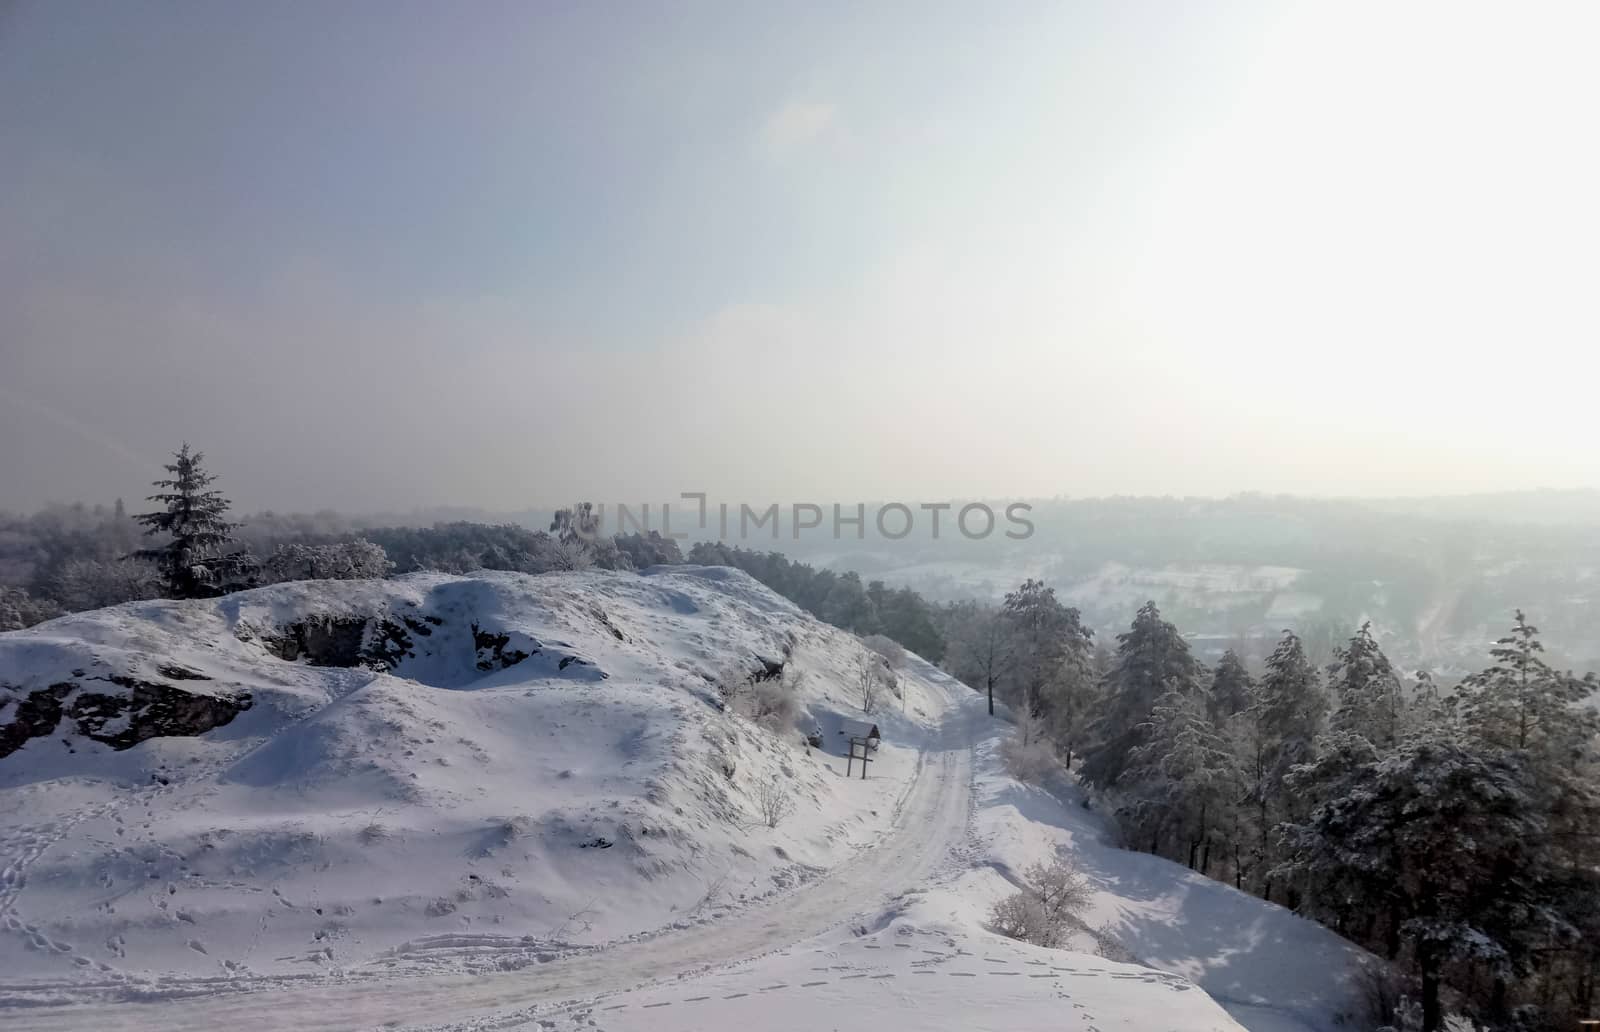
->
[[1120, 685, 1243, 873], [1256, 629, 1326, 778], [1207, 648, 1254, 722], [1279, 729, 1561, 1032], [1078, 601, 1202, 789], [1460, 610, 1596, 755], [1408, 669, 1458, 731], [133, 443, 241, 598], [1327, 622, 1405, 750], [1459, 611, 1600, 1023], [1000, 579, 1095, 762], [1237, 629, 1325, 902]]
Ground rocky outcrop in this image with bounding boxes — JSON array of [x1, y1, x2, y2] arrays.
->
[[258, 616, 374, 668], [253, 611, 542, 680], [0, 673, 252, 758], [472, 624, 533, 672], [255, 614, 440, 672]]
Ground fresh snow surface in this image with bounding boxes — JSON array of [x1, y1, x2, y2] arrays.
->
[[0, 568, 1364, 1031]]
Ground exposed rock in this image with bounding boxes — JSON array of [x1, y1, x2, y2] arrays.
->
[[0, 675, 251, 758], [258, 616, 371, 667], [255, 615, 421, 672], [586, 604, 628, 643], [364, 618, 417, 669], [473, 624, 533, 672]]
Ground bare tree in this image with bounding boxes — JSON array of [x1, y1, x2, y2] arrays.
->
[[856, 651, 884, 714], [945, 604, 1013, 716], [753, 780, 795, 828]]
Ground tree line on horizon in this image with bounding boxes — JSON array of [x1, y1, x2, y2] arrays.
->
[[0, 446, 952, 661]]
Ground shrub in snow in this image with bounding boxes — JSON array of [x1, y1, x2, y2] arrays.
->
[[862, 633, 906, 669], [613, 531, 684, 568], [259, 540, 393, 584], [717, 663, 803, 734], [51, 557, 162, 611], [752, 780, 795, 829], [0, 586, 63, 630], [1001, 735, 1058, 785], [546, 537, 594, 572], [1000, 709, 1059, 784], [989, 858, 1092, 949], [749, 674, 802, 733], [714, 663, 754, 706]]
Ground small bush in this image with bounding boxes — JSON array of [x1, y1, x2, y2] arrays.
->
[[1000, 733, 1058, 785], [719, 663, 803, 733], [862, 634, 906, 669], [752, 781, 795, 828], [750, 677, 801, 732], [989, 858, 1092, 948]]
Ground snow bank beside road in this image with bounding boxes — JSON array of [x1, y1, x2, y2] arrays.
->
[[959, 692, 1370, 1032]]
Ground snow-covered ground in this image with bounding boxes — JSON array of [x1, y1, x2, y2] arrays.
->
[[0, 568, 1365, 1031]]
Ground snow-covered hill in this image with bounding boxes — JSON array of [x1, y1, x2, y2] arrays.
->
[[0, 569, 1362, 1031], [0, 568, 944, 982]]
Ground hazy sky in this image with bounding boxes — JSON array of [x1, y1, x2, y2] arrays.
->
[[3, 1, 1596, 513]]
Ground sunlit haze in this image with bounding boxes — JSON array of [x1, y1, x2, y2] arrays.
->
[[3, 1, 1596, 511]]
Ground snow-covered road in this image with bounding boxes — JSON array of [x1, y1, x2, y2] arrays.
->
[[5, 679, 979, 1032]]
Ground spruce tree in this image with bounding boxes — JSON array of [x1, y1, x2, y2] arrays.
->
[[1079, 601, 1201, 789], [1327, 622, 1404, 749], [1461, 610, 1595, 755], [1461, 610, 1600, 1017], [1000, 579, 1095, 758], [1279, 731, 1560, 1032], [1121, 686, 1242, 873], [133, 443, 239, 598], [1240, 630, 1325, 901], [1207, 648, 1254, 722], [1256, 629, 1326, 776]]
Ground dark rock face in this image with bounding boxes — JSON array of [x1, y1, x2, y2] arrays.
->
[[252, 611, 548, 683], [472, 624, 533, 672], [256, 615, 427, 671], [0, 675, 252, 759], [259, 617, 372, 668]]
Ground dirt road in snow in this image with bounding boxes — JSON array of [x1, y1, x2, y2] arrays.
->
[[6, 678, 979, 1032]]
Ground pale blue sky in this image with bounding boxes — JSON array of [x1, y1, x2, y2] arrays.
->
[[2, 2, 1596, 511]]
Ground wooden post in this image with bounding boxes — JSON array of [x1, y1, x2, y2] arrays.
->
[[846, 736, 873, 780]]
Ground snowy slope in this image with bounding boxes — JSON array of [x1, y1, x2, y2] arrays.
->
[[960, 709, 1371, 1031], [503, 914, 1242, 1032], [0, 568, 1362, 1032], [0, 568, 940, 988]]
